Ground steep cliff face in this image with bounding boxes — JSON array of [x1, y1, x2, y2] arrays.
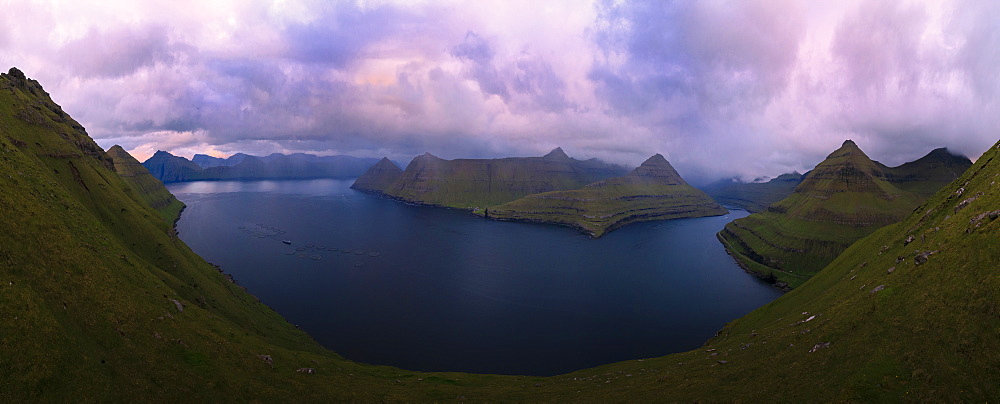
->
[[191, 153, 227, 168], [372, 148, 629, 208], [488, 154, 726, 237], [105, 145, 184, 222], [350, 157, 403, 194], [719, 140, 972, 288], [704, 172, 805, 213], [142, 150, 204, 182]]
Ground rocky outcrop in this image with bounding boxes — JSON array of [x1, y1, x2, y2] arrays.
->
[[487, 154, 726, 237]]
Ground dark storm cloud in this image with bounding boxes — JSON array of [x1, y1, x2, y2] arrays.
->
[[0, 1, 997, 182], [284, 3, 408, 67], [590, 0, 803, 115], [59, 25, 176, 78]]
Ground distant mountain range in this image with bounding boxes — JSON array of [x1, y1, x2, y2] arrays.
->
[[703, 172, 806, 213], [142, 151, 381, 183], [718, 140, 972, 289], [353, 148, 724, 237]]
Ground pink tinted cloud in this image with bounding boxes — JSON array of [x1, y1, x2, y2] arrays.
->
[[0, 0, 996, 184]]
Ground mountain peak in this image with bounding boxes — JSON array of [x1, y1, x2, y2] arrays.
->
[[543, 147, 570, 160], [795, 139, 892, 198], [151, 150, 175, 158], [374, 157, 402, 171], [641, 153, 668, 165], [629, 153, 685, 185]]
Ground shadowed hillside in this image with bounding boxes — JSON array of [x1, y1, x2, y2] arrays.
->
[[718, 140, 972, 288]]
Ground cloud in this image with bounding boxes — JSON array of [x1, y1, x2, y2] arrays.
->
[[58, 25, 176, 78], [0, 0, 997, 184]]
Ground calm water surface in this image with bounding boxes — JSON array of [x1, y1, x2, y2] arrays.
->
[[169, 179, 782, 376]]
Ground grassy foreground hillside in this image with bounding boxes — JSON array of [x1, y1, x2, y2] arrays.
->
[[719, 140, 971, 288], [487, 154, 726, 237], [0, 67, 534, 401], [2, 67, 996, 401]]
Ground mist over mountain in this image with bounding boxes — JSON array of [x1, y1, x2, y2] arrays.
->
[[703, 172, 806, 213]]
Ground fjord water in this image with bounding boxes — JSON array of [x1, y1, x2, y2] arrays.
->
[[169, 179, 782, 376]]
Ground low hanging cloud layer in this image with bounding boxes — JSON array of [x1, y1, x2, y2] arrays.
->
[[1, 0, 997, 184]]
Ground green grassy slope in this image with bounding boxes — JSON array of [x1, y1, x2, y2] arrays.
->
[[703, 172, 804, 212], [719, 140, 970, 288], [0, 67, 526, 401], [516, 138, 999, 400], [487, 154, 726, 237], [376, 147, 628, 208], [106, 145, 185, 222]]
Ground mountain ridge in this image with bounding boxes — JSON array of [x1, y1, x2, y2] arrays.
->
[[719, 139, 972, 288], [486, 153, 726, 237], [352, 147, 630, 208], [142, 150, 380, 183]]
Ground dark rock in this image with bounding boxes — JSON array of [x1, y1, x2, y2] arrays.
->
[[5, 67, 27, 89], [969, 210, 1000, 229], [296, 367, 315, 374], [887, 266, 895, 274], [170, 299, 184, 312], [904, 235, 915, 245], [809, 342, 831, 353], [259, 354, 273, 365], [914, 250, 937, 266]]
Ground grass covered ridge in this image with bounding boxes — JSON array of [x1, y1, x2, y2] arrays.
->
[[487, 154, 726, 237], [719, 140, 971, 288]]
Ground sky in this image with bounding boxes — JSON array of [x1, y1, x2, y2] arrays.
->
[[1, 0, 998, 184]]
